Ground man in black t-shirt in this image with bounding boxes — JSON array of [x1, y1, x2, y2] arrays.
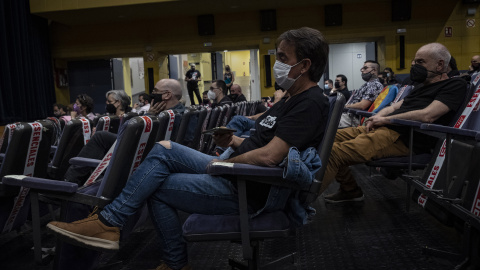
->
[[322, 43, 467, 203], [184, 63, 202, 105], [229, 84, 247, 103], [46, 27, 330, 270], [209, 80, 233, 108]]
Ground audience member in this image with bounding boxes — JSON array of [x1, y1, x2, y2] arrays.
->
[[132, 93, 151, 114], [53, 103, 72, 122], [71, 94, 95, 121], [322, 43, 466, 203], [330, 74, 351, 101], [324, 79, 333, 95], [208, 80, 232, 108], [105, 90, 132, 117], [377, 72, 388, 87], [223, 65, 235, 95], [447, 56, 460, 78], [338, 60, 383, 128], [229, 84, 247, 103], [202, 90, 211, 106], [47, 27, 330, 270], [383, 67, 398, 84], [468, 55, 480, 78], [185, 63, 202, 105]]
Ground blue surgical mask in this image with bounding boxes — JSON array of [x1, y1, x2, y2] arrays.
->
[[273, 60, 303, 91]]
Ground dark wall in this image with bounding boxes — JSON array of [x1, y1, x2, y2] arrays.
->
[[0, 0, 55, 125]]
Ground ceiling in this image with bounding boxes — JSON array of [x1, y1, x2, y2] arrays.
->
[[32, 0, 367, 26]]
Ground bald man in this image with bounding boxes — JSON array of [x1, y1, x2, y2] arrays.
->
[[468, 55, 480, 78], [229, 84, 247, 103], [323, 43, 467, 203], [148, 79, 185, 115]]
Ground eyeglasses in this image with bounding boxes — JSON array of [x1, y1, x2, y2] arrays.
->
[[209, 87, 221, 91], [360, 66, 374, 71]]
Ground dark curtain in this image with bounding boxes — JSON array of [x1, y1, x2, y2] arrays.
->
[[0, 0, 55, 125]]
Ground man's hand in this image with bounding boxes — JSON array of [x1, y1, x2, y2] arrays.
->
[[133, 103, 139, 109], [147, 101, 166, 115], [212, 132, 234, 148], [365, 115, 390, 133]]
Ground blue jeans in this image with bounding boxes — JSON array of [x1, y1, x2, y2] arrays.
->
[[227, 115, 255, 137], [100, 142, 240, 269]]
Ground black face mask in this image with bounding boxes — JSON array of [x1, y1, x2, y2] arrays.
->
[[334, 82, 340, 88], [202, 99, 210, 105], [410, 64, 443, 83], [472, 63, 480, 71], [361, 73, 373, 81], [106, 103, 116, 114], [150, 94, 163, 105], [229, 94, 238, 101]]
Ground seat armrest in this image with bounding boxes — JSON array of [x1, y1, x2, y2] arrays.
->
[[347, 108, 375, 118], [69, 157, 102, 167], [2, 175, 78, 193], [476, 133, 480, 142], [390, 119, 423, 127], [206, 162, 283, 178], [421, 123, 478, 138]]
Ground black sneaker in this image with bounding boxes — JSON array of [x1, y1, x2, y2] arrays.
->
[[324, 187, 364, 203]]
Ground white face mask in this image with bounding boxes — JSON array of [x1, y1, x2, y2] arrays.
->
[[273, 60, 303, 91], [207, 90, 216, 100]]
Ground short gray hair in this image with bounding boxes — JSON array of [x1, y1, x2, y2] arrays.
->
[[106, 90, 131, 110]]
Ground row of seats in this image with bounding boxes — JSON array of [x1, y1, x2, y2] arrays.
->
[[0, 100, 262, 267], [347, 75, 480, 268]]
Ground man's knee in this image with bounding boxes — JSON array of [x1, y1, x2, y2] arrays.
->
[[159, 140, 171, 149]]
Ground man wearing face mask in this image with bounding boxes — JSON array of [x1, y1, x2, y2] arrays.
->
[[185, 63, 203, 105], [338, 60, 384, 128], [330, 74, 350, 101], [321, 43, 466, 203], [131, 93, 151, 115], [229, 84, 247, 103], [324, 79, 333, 95], [208, 80, 232, 108], [468, 55, 480, 79], [47, 27, 329, 270]]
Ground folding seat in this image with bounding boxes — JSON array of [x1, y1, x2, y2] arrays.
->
[[183, 93, 346, 269], [199, 107, 221, 153], [0, 120, 54, 235], [188, 107, 209, 150], [0, 123, 18, 162], [222, 103, 236, 126], [94, 115, 120, 134], [155, 110, 181, 142], [206, 105, 228, 154], [47, 119, 89, 180], [2, 116, 160, 265], [175, 108, 199, 146]]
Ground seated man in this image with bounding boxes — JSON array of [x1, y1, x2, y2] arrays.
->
[[338, 60, 384, 128], [47, 27, 330, 270], [131, 93, 151, 114], [321, 43, 467, 203], [64, 79, 185, 186], [229, 84, 247, 103], [208, 80, 233, 108]]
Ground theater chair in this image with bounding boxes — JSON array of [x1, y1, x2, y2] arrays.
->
[[0, 123, 18, 163], [0, 120, 54, 235], [95, 115, 120, 134], [365, 80, 476, 210], [183, 93, 346, 270], [2, 116, 160, 265], [47, 119, 88, 180], [188, 106, 209, 150], [199, 106, 221, 153], [175, 108, 199, 146], [155, 110, 181, 142]]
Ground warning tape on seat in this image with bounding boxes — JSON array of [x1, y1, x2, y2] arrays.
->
[[101, 116, 111, 131], [2, 122, 43, 233], [418, 83, 480, 207], [164, 110, 175, 141], [80, 118, 91, 145], [129, 116, 153, 176]]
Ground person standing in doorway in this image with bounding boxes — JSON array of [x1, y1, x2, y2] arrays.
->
[[223, 65, 235, 95], [185, 63, 202, 105]]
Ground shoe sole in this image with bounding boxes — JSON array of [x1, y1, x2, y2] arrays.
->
[[324, 195, 365, 203], [47, 224, 119, 252]]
